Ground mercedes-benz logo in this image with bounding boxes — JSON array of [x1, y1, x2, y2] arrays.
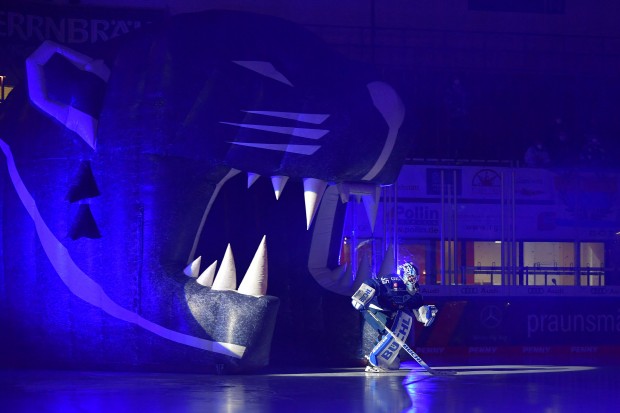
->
[[480, 305, 502, 329]]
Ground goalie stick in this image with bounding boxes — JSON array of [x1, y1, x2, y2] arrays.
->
[[365, 310, 457, 376]]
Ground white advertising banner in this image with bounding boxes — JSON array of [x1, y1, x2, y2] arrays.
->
[[351, 165, 619, 241]]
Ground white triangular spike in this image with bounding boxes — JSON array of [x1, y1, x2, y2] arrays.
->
[[211, 244, 237, 291], [196, 260, 217, 287], [183, 256, 202, 277], [361, 186, 381, 232], [356, 253, 373, 281], [337, 182, 382, 204], [351, 271, 367, 292], [237, 235, 268, 296], [303, 178, 328, 230], [247, 172, 260, 188], [378, 245, 396, 277], [271, 175, 289, 200], [336, 183, 350, 203]]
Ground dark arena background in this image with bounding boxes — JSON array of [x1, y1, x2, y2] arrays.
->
[[1, 1, 619, 412]]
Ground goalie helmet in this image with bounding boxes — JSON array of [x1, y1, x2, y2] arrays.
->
[[398, 262, 419, 289]]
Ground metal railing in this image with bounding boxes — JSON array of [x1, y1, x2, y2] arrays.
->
[[434, 265, 609, 287]]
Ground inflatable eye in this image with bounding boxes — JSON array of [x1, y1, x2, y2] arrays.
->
[[26, 40, 110, 149]]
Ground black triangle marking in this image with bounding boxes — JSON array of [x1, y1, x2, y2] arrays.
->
[[66, 160, 100, 203], [69, 204, 102, 240]]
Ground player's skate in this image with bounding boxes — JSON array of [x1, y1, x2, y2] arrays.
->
[[365, 365, 389, 373]]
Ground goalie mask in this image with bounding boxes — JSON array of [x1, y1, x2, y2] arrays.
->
[[398, 262, 419, 290]]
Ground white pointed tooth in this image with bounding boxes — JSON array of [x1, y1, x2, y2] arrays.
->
[[247, 172, 260, 188], [183, 256, 202, 277], [336, 183, 350, 203], [337, 182, 379, 204], [196, 260, 217, 287], [350, 252, 374, 292], [351, 271, 367, 292], [377, 245, 396, 277], [237, 235, 268, 296], [303, 178, 328, 230], [211, 244, 237, 291], [361, 185, 381, 232], [356, 254, 373, 280], [271, 175, 289, 200]]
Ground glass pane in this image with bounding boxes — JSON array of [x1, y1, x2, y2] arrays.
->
[[580, 242, 605, 286], [523, 241, 575, 285], [472, 241, 502, 285]]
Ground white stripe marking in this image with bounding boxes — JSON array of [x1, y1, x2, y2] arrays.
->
[[221, 122, 328, 140], [230, 142, 320, 155], [233, 61, 293, 86], [243, 111, 330, 124]]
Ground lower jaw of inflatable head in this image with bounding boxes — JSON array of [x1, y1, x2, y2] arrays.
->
[[183, 281, 280, 373]]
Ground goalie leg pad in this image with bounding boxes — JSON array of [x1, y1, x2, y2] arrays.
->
[[368, 311, 413, 369]]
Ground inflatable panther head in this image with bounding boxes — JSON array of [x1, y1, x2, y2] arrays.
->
[[0, 10, 409, 372]]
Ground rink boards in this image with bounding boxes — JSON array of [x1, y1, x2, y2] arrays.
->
[[412, 288, 620, 358]]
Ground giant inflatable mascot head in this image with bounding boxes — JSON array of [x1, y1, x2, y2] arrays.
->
[[0, 10, 410, 373]]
